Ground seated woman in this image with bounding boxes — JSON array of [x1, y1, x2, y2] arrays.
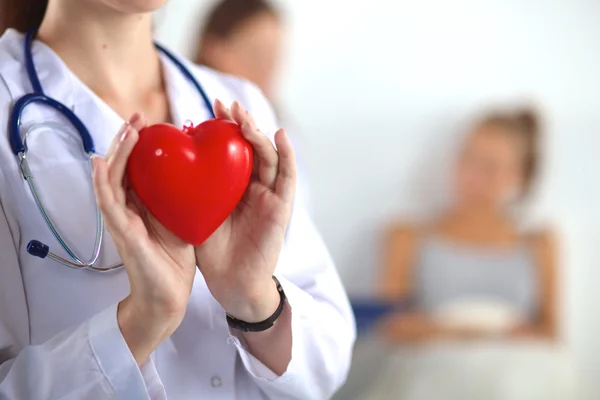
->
[[358, 108, 575, 400], [378, 107, 557, 343]]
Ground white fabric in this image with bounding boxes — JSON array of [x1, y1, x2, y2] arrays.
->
[[431, 297, 526, 334], [360, 340, 579, 400], [0, 29, 355, 400]]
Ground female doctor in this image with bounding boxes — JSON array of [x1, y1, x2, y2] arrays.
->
[[0, 1, 355, 399]]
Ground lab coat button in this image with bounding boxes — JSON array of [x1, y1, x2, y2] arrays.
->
[[211, 375, 223, 388]]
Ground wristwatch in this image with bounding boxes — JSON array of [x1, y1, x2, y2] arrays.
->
[[226, 276, 287, 332]]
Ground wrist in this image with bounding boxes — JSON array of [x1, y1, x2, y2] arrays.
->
[[117, 296, 181, 366], [224, 278, 281, 323]]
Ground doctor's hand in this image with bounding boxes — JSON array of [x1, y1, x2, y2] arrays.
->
[[194, 100, 296, 323], [92, 114, 196, 366]]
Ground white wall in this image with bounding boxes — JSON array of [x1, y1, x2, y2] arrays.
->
[[155, 0, 600, 396]]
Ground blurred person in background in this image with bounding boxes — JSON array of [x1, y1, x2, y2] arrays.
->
[[379, 107, 557, 343], [359, 108, 576, 400], [194, 0, 282, 99], [194, 0, 313, 214]]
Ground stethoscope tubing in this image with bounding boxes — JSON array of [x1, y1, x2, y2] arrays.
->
[[9, 29, 214, 272]]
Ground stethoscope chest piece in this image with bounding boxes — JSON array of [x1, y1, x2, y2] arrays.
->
[[9, 29, 214, 272]]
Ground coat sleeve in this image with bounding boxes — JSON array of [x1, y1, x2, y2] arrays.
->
[[228, 80, 356, 400], [0, 80, 165, 400]]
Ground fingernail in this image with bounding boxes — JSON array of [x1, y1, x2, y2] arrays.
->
[[120, 126, 130, 142], [118, 121, 129, 134]]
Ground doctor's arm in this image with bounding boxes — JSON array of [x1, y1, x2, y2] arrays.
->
[[203, 89, 355, 399], [236, 208, 356, 400], [0, 115, 197, 400], [0, 181, 157, 399], [0, 87, 149, 398]]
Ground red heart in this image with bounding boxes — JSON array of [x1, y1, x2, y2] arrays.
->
[[127, 119, 253, 245]]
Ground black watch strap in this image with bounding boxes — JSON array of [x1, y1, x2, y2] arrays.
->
[[226, 276, 287, 332]]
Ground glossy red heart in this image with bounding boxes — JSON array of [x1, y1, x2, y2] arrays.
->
[[127, 119, 253, 245]]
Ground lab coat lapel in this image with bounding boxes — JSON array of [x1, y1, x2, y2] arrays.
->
[[30, 34, 215, 153], [72, 52, 215, 154], [69, 86, 124, 157], [69, 51, 215, 157], [10, 29, 125, 156], [29, 36, 76, 110], [0, 30, 77, 130], [0, 31, 216, 155], [161, 54, 214, 129]]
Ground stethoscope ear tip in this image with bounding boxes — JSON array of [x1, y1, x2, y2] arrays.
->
[[27, 240, 49, 259]]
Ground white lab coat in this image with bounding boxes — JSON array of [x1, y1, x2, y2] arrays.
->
[[0, 29, 355, 400]]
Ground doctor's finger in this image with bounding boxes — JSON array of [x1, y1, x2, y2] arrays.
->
[[213, 99, 234, 121], [92, 157, 127, 231], [230, 101, 258, 129], [242, 121, 278, 187], [105, 122, 129, 162], [107, 114, 143, 196], [105, 113, 144, 165], [231, 102, 278, 186], [107, 114, 146, 198], [274, 129, 297, 203]]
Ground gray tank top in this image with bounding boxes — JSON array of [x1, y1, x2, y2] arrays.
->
[[415, 236, 539, 319]]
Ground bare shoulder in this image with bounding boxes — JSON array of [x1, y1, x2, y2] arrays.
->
[[384, 223, 420, 246], [525, 228, 559, 267], [528, 228, 558, 251]]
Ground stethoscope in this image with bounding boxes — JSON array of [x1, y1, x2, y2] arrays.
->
[[8, 29, 215, 272]]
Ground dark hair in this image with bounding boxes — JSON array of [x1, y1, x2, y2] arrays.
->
[[195, 0, 279, 65], [479, 108, 542, 195], [0, 0, 48, 34]]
